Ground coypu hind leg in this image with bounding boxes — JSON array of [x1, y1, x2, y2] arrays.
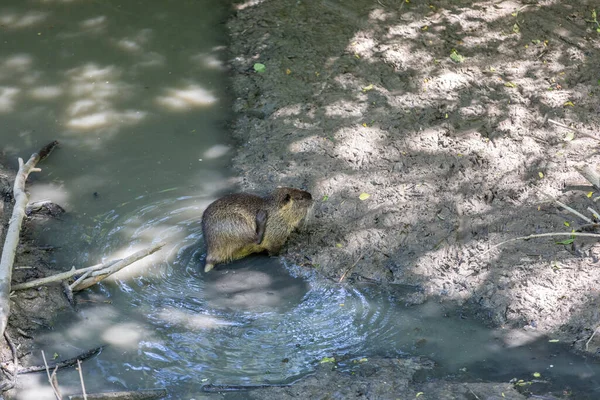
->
[[255, 209, 267, 244]]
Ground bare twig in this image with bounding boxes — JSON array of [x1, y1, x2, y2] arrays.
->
[[62, 280, 76, 308], [69, 270, 92, 291], [42, 351, 62, 400], [12, 260, 119, 291], [73, 242, 166, 291], [19, 346, 105, 374], [548, 118, 600, 142], [544, 192, 594, 224], [554, 199, 594, 224], [588, 207, 600, 221], [68, 388, 168, 400], [466, 385, 481, 400], [77, 360, 87, 400], [11, 239, 164, 293], [576, 165, 600, 191], [586, 326, 600, 351], [481, 232, 600, 256], [338, 252, 364, 283], [0, 332, 19, 390], [0, 141, 58, 337]]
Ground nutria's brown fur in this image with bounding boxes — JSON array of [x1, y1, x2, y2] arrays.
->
[[201, 187, 313, 272]]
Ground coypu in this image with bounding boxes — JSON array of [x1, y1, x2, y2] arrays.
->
[[201, 187, 313, 272]]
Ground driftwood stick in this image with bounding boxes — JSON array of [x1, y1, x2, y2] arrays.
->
[[68, 388, 168, 400], [576, 165, 600, 191], [42, 351, 62, 400], [554, 199, 593, 224], [0, 332, 19, 391], [70, 270, 92, 291], [77, 360, 87, 400], [481, 232, 600, 256], [586, 326, 600, 351], [11, 260, 119, 291], [18, 346, 104, 374], [338, 252, 364, 283], [544, 192, 594, 224], [0, 140, 58, 337], [548, 119, 600, 142], [72, 242, 166, 291]]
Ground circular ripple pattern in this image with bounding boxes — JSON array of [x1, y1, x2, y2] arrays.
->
[[37, 195, 406, 396]]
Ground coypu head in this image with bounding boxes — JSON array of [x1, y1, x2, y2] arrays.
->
[[271, 187, 313, 228]]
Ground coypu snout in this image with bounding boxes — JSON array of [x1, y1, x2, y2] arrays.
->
[[202, 187, 312, 272]]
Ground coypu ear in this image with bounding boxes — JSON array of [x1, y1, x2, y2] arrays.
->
[[278, 192, 293, 210]]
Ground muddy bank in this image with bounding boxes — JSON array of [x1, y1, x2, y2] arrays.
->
[[227, 0, 600, 354], [0, 159, 72, 393], [213, 356, 528, 399]]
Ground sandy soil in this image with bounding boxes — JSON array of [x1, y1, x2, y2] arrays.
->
[[227, 0, 600, 354]]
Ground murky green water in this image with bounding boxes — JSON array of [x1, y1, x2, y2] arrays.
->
[[3, 0, 600, 399]]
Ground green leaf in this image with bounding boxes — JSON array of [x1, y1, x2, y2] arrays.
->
[[359, 192, 370, 201], [320, 356, 335, 363], [449, 50, 465, 63], [564, 131, 575, 141], [253, 63, 266, 73], [322, 195, 329, 201], [556, 238, 574, 245]]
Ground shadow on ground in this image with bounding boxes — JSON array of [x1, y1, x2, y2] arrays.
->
[[227, 0, 600, 353]]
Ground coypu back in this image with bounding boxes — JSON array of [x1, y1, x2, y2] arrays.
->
[[202, 187, 312, 272]]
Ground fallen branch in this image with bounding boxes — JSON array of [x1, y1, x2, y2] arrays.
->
[[12, 241, 164, 292], [42, 350, 62, 400], [481, 232, 600, 256], [68, 388, 168, 400], [72, 241, 166, 291], [0, 332, 18, 391], [18, 346, 104, 374], [77, 360, 87, 400], [548, 118, 600, 142], [0, 141, 58, 338], [586, 326, 599, 351], [576, 165, 600, 192], [338, 252, 364, 283], [11, 260, 119, 291]]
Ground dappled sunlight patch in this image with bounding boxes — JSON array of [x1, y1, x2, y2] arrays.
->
[[114, 29, 153, 54], [13, 375, 77, 400], [325, 99, 366, 118], [502, 329, 544, 348], [102, 322, 144, 349], [203, 144, 230, 159], [0, 10, 48, 29], [80, 15, 107, 31], [272, 103, 303, 117], [433, 71, 472, 91], [28, 182, 71, 208], [190, 53, 225, 70], [0, 87, 20, 112], [103, 242, 167, 281], [156, 84, 218, 111], [3, 54, 34, 70], [66, 109, 146, 131], [66, 63, 122, 84], [289, 135, 328, 154], [157, 308, 235, 330], [234, 0, 267, 11], [29, 85, 63, 100], [213, 269, 273, 293]]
